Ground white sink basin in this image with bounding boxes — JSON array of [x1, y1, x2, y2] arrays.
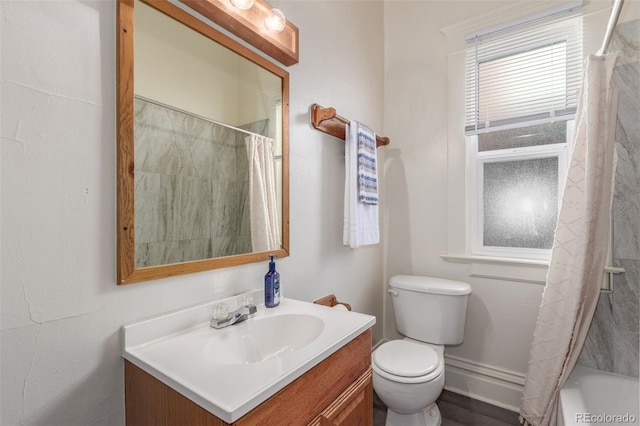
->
[[206, 314, 324, 364], [122, 294, 375, 423]]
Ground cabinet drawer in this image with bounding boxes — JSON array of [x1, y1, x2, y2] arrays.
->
[[308, 368, 373, 426]]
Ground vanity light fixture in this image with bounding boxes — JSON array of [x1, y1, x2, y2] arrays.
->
[[228, 0, 285, 34], [229, 0, 254, 10], [264, 8, 286, 33], [180, 0, 298, 66]]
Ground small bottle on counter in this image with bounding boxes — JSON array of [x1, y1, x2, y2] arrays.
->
[[264, 255, 280, 308]]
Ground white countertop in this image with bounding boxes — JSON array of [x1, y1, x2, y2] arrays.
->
[[122, 295, 375, 423]]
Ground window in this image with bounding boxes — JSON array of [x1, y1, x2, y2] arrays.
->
[[468, 121, 573, 259], [465, 8, 582, 259]]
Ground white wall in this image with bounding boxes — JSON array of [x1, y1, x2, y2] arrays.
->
[[383, 0, 638, 411], [382, 1, 537, 410], [0, 1, 384, 425], [281, 0, 385, 328]]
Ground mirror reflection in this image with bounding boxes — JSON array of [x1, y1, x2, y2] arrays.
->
[[135, 1, 283, 268], [117, 0, 289, 283]]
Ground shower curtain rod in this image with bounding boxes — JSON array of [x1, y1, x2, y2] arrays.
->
[[135, 95, 269, 139], [599, 0, 625, 55]]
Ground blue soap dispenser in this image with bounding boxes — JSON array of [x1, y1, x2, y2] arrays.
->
[[265, 255, 280, 308]]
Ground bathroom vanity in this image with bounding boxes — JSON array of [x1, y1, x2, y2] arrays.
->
[[122, 294, 375, 425]]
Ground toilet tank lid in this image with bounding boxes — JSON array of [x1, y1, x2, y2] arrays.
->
[[390, 275, 471, 295]]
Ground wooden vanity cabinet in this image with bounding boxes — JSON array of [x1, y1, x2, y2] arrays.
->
[[125, 329, 373, 426]]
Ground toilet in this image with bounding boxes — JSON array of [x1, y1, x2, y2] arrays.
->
[[372, 275, 472, 426]]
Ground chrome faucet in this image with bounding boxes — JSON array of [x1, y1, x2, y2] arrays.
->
[[210, 304, 257, 329]]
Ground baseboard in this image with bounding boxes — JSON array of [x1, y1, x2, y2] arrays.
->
[[371, 342, 525, 413], [444, 354, 525, 413]]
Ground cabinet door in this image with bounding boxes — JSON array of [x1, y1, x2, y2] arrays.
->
[[314, 369, 373, 426]]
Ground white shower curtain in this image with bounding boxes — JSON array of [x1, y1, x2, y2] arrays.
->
[[245, 134, 280, 253], [519, 53, 619, 426]]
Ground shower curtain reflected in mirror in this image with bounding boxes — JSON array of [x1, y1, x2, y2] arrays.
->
[[133, 98, 261, 267], [245, 134, 281, 253]]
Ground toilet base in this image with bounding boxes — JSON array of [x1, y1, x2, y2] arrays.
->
[[385, 403, 441, 426]]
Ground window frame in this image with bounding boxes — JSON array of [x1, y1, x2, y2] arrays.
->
[[467, 120, 574, 260], [463, 8, 582, 262], [441, 1, 617, 279]]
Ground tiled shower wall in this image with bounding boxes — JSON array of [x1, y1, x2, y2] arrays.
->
[[578, 20, 640, 378], [133, 98, 266, 267]]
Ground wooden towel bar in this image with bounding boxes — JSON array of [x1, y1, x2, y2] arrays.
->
[[310, 103, 390, 147]]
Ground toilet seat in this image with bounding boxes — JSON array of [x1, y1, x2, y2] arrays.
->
[[373, 340, 443, 384]]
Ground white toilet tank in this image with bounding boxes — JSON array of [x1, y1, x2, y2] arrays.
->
[[389, 275, 471, 345]]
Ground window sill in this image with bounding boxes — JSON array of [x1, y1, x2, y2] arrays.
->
[[440, 253, 549, 284], [441, 254, 625, 288]]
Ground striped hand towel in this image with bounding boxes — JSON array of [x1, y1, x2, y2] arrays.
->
[[344, 121, 379, 248], [356, 122, 378, 205]]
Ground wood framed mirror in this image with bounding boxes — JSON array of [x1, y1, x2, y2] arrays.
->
[[117, 0, 289, 284]]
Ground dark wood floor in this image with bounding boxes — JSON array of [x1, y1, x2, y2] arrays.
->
[[374, 390, 520, 426]]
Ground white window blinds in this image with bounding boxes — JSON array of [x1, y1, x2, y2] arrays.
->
[[464, 9, 583, 135]]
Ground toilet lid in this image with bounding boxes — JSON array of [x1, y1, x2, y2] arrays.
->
[[373, 340, 439, 378]]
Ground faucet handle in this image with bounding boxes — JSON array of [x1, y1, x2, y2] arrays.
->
[[239, 295, 254, 307], [213, 303, 229, 320]]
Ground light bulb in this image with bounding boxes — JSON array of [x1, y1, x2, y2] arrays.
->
[[264, 8, 286, 33], [229, 0, 254, 10]]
